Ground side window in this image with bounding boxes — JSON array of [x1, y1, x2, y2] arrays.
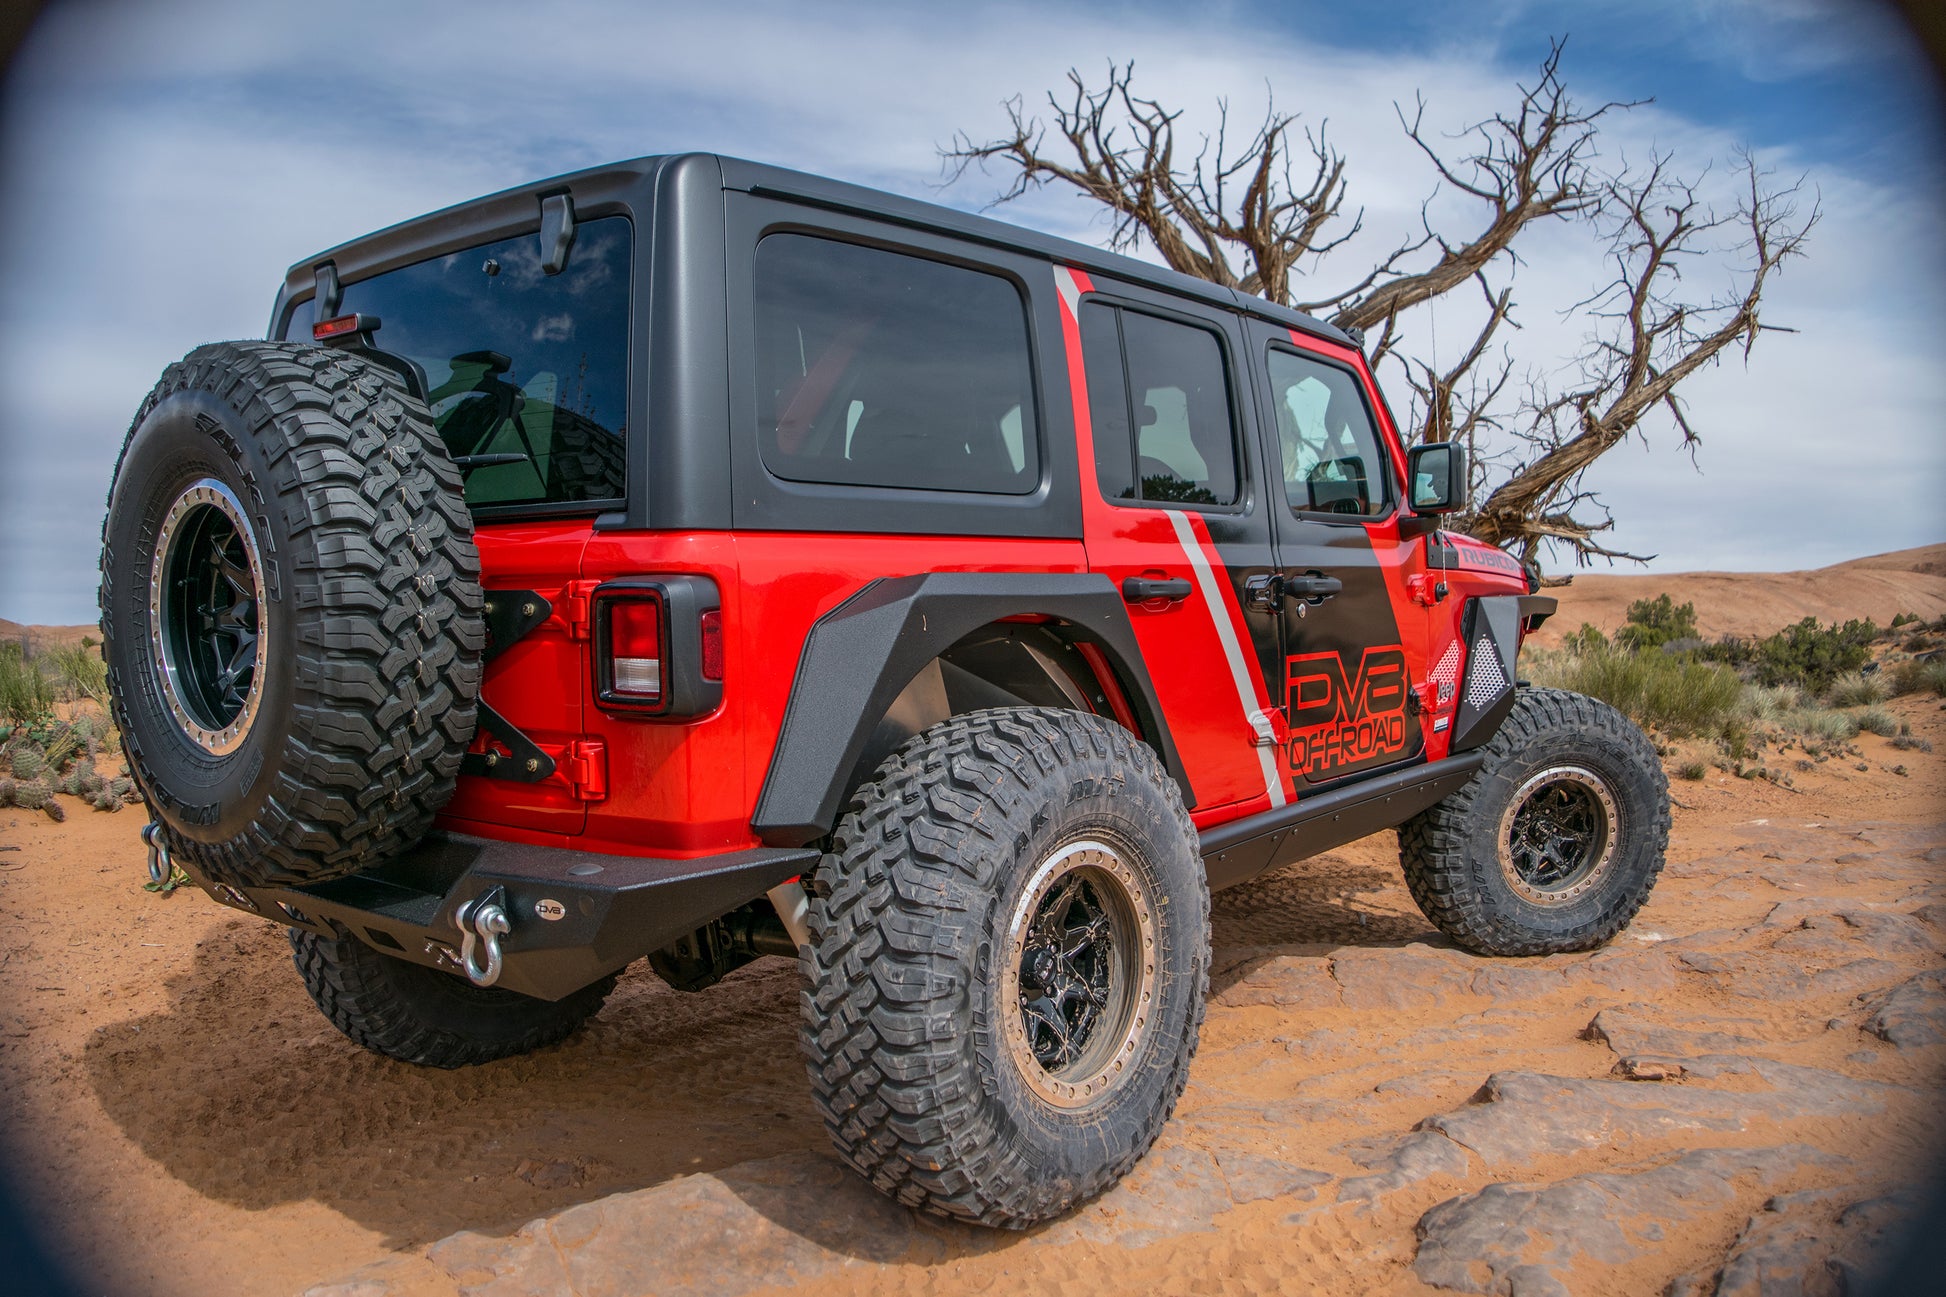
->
[[753, 233, 1038, 495], [1080, 302, 1239, 507], [1266, 347, 1393, 518]]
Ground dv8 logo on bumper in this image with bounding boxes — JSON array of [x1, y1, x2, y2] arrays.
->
[[1285, 646, 1409, 778]]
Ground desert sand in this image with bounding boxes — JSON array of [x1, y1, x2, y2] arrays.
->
[[0, 551, 1941, 1297]]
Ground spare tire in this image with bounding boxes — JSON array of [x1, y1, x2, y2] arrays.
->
[[100, 342, 483, 889]]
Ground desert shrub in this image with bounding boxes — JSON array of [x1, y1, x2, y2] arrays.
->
[[1825, 672, 1889, 708], [1676, 759, 1709, 780], [1563, 622, 1609, 654], [1890, 733, 1933, 753], [1614, 594, 1699, 652], [1527, 639, 1744, 740], [1701, 617, 1878, 693], [1891, 612, 1920, 629], [1743, 684, 1806, 725], [0, 643, 55, 726], [1891, 659, 1946, 697], [1790, 707, 1861, 746], [41, 642, 108, 707], [1854, 706, 1900, 737]]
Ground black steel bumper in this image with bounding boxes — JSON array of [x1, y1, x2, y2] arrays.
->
[[184, 833, 820, 1000]]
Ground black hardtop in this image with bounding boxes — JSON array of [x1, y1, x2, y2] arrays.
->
[[273, 153, 1354, 349]]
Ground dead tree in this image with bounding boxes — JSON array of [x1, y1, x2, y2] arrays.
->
[[944, 43, 1814, 574]]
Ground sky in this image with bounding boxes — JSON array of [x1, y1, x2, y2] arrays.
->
[[0, 0, 1941, 624]]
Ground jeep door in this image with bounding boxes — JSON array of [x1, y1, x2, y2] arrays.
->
[[1243, 319, 1429, 790], [1060, 268, 1289, 819]]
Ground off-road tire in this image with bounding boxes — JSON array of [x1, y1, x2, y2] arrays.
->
[[289, 927, 615, 1068], [1399, 686, 1670, 956], [100, 342, 482, 889], [801, 706, 1208, 1229]]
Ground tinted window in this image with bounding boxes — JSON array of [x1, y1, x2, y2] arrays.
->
[[1266, 348, 1392, 517], [753, 234, 1038, 495], [282, 218, 631, 509], [1082, 304, 1238, 507], [1080, 302, 1133, 501]]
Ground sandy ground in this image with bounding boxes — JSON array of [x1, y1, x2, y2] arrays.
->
[[0, 694, 1940, 1296], [1, 546, 1942, 1295]]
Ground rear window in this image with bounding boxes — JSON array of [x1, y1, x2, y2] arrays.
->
[[282, 217, 631, 509], [753, 233, 1039, 496]]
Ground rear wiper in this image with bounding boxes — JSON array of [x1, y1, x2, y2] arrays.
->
[[452, 452, 531, 471]]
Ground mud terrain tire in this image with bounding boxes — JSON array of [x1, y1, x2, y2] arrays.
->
[[290, 928, 614, 1068], [101, 342, 482, 889], [1399, 686, 1670, 956], [801, 707, 1208, 1228]]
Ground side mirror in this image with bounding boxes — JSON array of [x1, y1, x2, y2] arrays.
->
[[1407, 442, 1467, 515]]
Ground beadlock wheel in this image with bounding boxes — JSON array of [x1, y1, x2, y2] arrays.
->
[[801, 707, 1208, 1228], [1000, 839, 1158, 1110], [101, 341, 483, 889], [1496, 765, 1618, 906], [149, 478, 268, 756], [1398, 686, 1670, 957]]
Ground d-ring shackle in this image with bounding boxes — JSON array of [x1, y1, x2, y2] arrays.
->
[[454, 892, 511, 987]]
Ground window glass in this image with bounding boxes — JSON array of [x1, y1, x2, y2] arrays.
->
[[282, 218, 631, 509], [1122, 311, 1237, 506], [1266, 348, 1392, 517], [1080, 304, 1239, 507], [754, 234, 1038, 495], [1079, 301, 1133, 501]]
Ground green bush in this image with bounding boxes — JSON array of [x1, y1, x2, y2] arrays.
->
[[1614, 594, 1699, 651], [1701, 617, 1878, 693], [1527, 639, 1745, 740], [0, 643, 55, 726]]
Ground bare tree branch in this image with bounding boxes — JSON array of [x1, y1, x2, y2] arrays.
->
[[1471, 154, 1816, 563], [1299, 42, 1636, 333], [943, 47, 1813, 579], [944, 62, 1355, 304]]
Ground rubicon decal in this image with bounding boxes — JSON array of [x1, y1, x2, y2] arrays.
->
[[1285, 646, 1410, 778]]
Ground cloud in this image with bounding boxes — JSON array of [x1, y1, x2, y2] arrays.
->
[[531, 314, 574, 344], [1, 0, 1940, 623]]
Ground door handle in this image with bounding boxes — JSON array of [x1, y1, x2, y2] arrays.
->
[[1285, 574, 1343, 601], [1244, 572, 1342, 611], [1121, 576, 1193, 603]]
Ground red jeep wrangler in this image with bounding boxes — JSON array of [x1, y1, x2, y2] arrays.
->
[[100, 154, 1668, 1228]]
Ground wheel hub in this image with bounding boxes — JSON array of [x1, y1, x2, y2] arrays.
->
[[1497, 765, 1618, 905], [1000, 839, 1157, 1109], [149, 478, 268, 755]]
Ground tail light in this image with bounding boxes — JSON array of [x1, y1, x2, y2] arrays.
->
[[592, 577, 723, 717], [605, 596, 664, 703]]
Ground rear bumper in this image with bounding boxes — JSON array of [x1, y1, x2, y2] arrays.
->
[[185, 834, 819, 1000]]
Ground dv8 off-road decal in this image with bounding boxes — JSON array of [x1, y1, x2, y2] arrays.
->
[[1284, 646, 1409, 778]]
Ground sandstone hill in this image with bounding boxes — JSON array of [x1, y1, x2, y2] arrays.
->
[[1530, 542, 1946, 648]]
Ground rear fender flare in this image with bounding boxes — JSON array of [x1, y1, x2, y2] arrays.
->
[[750, 572, 1189, 847]]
